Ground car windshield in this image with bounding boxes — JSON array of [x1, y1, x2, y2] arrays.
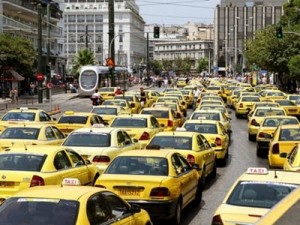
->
[[241, 97, 260, 102], [226, 181, 297, 208], [115, 96, 134, 102], [103, 101, 126, 107], [289, 95, 300, 100], [276, 100, 295, 106], [200, 106, 226, 113], [0, 128, 40, 140], [141, 110, 169, 118], [92, 108, 117, 115], [191, 112, 220, 121], [0, 154, 44, 171], [106, 156, 168, 176], [111, 118, 147, 127], [201, 101, 222, 106], [148, 136, 192, 150], [263, 118, 299, 127], [0, 198, 79, 225], [267, 92, 284, 96], [2, 112, 35, 121], [184, 123, 217, 134], [207, 87, 221, 91], [279, 128, 300, 141], [254, 109, 285, 117], [99, 87, 114, 92], [58, 116, 88, 124], [63, 133, 110, 147]]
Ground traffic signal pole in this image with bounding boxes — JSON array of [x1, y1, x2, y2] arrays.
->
[[37, 4, 43, 104], [108, 0, 115, 87]]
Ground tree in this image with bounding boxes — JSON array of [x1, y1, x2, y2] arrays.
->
[[71, 49, 94, 78], [288, 54, 300, 81], [197, 57, 208, 73]]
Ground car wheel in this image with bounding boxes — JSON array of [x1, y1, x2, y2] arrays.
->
[[211, 160, 217, 179], [256, 146, 262, 157], [235, 113, 240, 119], [192, 181, 203, 207], [248, 134, 256, 142], [171, 200, 182, 225]]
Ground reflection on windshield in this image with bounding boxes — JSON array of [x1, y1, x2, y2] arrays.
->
[[80, 70, 97, 90]]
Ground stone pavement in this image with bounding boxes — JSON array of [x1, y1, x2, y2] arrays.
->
[[0, 83, 153, 116]]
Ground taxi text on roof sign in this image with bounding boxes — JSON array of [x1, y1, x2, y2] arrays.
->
[[246, 167, 268, 175], [62, 178, 81, 186]]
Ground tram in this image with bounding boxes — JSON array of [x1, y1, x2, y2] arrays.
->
[[78, 65, 129, 96]]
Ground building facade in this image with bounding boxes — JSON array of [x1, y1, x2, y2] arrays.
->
[[214, 0, 287, 75], [63, 0, 146, 73]]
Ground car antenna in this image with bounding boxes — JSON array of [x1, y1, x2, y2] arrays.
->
[[24, 143, 28, 151], [274, 169, 278, 179]]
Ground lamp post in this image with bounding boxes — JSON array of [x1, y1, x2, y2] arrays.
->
[[37, 3, 43, 104]]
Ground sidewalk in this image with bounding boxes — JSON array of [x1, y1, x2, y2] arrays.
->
[[0, 84, 153, 115]]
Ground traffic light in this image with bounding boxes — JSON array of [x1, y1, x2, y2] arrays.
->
[[276, 26, 283, 38], [154, 26, 160, 38], [45, 64, 51, 78]]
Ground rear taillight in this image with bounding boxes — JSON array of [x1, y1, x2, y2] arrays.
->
[[272, 143, 280, 154], [215, 137, 222, 146], [251, 119, 259, 126], [182, 102, 186, 105], [211, 215, 224, 225], [150, 187, 170, 197], [167, 120, 173, 127], [140, 132, 150, 140], [187, 154, 195, 165], [239, 103, 243, 108], [258, 132, 266, 138], [30, 175, 45, 187], [93, 156, 110, 163]]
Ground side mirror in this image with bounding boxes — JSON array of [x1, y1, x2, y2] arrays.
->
[[210, 143, 216, 148], [130, 204, 141, 213], [132, 138, 139, 143], [227, 129, 232, 134], [130, 103, 135, 108], [176, 112, 181, 118], [52, 117, 57, 121], [192, 163, 200, 170], [279, 152, 288, 158]]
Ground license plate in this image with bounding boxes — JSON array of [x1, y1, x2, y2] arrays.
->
[[0, 181, 14, 187], [118, 188, 141, 196]]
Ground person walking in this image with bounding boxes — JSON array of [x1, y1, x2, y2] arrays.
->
[[193, 87, 200, 109], [13, 87, 18, 104], [10, 89, 15, 103]]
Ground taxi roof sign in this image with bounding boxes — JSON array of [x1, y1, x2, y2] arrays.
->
[[62, 178, 81, 186], [246, 167, 268, 175]]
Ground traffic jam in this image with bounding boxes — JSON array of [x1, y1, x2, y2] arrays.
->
[[0, 77, 300, 225]]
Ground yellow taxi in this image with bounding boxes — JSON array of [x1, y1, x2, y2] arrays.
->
[[211, 167, 300, 225], [205, 86, 224, 97], [95, 150, 202, 224], [146, 131, 216, 184], [282, 143, 300, 172], [56, 111, 107, 135], [62, 126, 141, 173], [268, 124, 300, 168], [115, 94, 142, 114], [182, 120, 230, 166], [140, 107, 182, 131], [126, 90, 154, 108], [156, 96, 186, 116], [199, 105, 231, 119], [164, 93, 188, 116], [286, 94, 300, 104], [0, 124, 65, 150], [248, 107, 287, 142], [235, 95, 261, 118], [190, 109, 232, 135], [232, 91, 260, 110], [195, 92, 219, 108], [0, 146, 100, 202], [0, 107, 56, 133], [247, 102, 280, 121], [176, 77, 188, 87], [0, 178, 152, 225], [110, 114, 163, 148], [98, 86, 122, 100], [152, 102, 184, 126], [102, 98, 133, 113], [201, 95, 225, 104], [255, 187, 300, 225], [272, 99, 300, 117], [226, 90, 241, 109], [91, 105, 130, 125], [256, 116, 300, 158], [259, 89, 286, 101], [144, 90, 163, 102], [179, 89, 194, 108], [198, 100, 225, 108]]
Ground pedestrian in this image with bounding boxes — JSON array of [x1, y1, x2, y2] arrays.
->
[[9, 89, 15, 103], [193, 87, 200, 109], [140, 87, 146, 108], [13, 87, 18, 104], [30, 82, 35, 96]]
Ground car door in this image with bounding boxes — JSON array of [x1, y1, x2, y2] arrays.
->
[[45, 126, 61, 145], [200, 134, 215, 174]]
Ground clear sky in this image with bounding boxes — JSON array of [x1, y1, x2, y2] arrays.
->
[[136, 0, 221, 25]]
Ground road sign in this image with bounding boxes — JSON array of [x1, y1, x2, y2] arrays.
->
[[47, 82, 53, 89], [36, 72, 44, 81]]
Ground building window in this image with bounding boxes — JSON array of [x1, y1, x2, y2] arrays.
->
[[95, 15, 103, 22], [77, 15, 85, 23]]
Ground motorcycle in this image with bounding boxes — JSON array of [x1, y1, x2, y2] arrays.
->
[[90, 95, 103, 106]]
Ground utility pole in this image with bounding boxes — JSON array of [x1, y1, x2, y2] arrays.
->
[[85, 25, 88, 49], [46, 3, 51, 100], [108, 0, 115, 86], [37, 3, 43, 104], [146, 32, 150, 86]]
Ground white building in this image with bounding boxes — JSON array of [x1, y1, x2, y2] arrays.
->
[[63, 0, 146, 73]]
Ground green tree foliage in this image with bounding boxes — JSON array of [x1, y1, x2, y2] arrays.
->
[[197, 57, 208, 73], [0, 33, 36, 77], [72, 49, 94, 78], [150, 60, 162, 75], [288, 55, 300, 80], [173, 57, 191, 75]]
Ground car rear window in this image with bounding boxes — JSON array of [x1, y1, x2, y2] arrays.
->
[[92, 108, 117, 115], [141, 110, 169, 118], [191, 113, 220, 121], [0, 128, 40, 140], [106, 156, 168, 176], [148, 136, 192, 150], [115, 96, 133, 102], [58, 116, 88, 124], [2, 112, 35, 121], [111, 118, 147, 127], [0, 154, 45, 171], [227, 181, 297, 208], [63, 133, 111, 147], [184, 123, 217, 134]]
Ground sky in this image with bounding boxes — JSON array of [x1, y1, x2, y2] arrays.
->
[[136, 0, 221, 25]]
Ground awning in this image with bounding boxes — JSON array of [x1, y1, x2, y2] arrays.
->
[[2, 70, 24, 81]]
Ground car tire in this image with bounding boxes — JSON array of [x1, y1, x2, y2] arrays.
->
[[248, 134, 256, 142], [211, 160, 217, 178], [256, 146, 262, 157], [235, 113, 240, 119], [171, 200, 182, 225], [192, 181, 203, 207]]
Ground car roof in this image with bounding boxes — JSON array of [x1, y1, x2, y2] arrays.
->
[[61, 111, 97, 116], [1, 145, 66, 154], [153, 131, 198, 137], [118, 149, 176, 157], [142, 107, 170, 111], [69, 127, 117, 134], [113, 114, 153, 119]]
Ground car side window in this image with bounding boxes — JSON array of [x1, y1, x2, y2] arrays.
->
[[52, 126, 65, 139], [117, 131, 125, 146], [67, 150, 86, 167], [151, 117, 159, 128], [101, 191, 130, 219], [53, 151, 72, 170], [177, 155, 191, 172], [90, 116, 98, 125], [200, 135, 211, 150], [197, 135, 205, 150], [39, 112, 51, 122], [87, 193, 114, 225], [171, 154, 183, 175], [45, 127, 56, 140], [288, 146, 298, 165], [122, 131, 132, 145]]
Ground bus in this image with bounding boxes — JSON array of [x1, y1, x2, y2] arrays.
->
[[78, 65, 129, 96]]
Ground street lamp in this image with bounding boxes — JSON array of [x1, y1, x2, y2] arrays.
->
[[109, 32, 125, 59]]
